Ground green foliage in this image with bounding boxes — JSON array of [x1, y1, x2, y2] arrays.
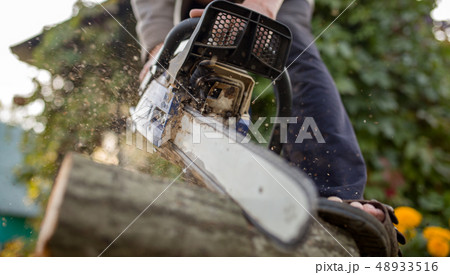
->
[[250, 76, 276, 143], [312, 0, 450, 254]]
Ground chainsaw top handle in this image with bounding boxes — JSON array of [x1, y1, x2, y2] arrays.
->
[[156, 0, 293, 155]]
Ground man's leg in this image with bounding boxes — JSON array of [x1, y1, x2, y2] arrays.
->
[[276, 0, 367, 199]]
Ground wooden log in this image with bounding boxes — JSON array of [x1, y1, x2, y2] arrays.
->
[[36, 153, 359, 256]]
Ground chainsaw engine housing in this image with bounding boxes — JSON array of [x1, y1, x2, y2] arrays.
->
[[132, 0, 292, 149]]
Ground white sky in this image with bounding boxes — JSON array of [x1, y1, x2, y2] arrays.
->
[[0, 0, 104, 126], [1, 1, 79, 105], [0, 0, 449, 124]]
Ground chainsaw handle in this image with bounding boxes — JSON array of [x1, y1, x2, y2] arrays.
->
[[269, 71, 292, 155], [156, 17, 200, 71]]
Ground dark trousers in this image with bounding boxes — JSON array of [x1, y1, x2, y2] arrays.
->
[[277, 0, 366, 199]]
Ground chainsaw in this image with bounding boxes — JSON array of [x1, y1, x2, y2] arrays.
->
[[131, 0, 317, 248]]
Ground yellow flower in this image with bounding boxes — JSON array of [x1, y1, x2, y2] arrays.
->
[[0, 239, 25, 257], [396, 224, 407, 235], [394, 206, 422, 229], [423, 226, 450, 241], [427, 237, 450, 257]]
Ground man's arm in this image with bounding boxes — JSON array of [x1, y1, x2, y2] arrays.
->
[[131, 0, 175, 62], [242, 0, 284, 19], [190, 0, 284, 20]]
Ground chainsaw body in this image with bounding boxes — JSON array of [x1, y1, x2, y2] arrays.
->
[[133, 61, 255, 147], [133, 0, 292, 149]]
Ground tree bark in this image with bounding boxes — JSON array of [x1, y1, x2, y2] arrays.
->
[[36, 153, 359, 256]]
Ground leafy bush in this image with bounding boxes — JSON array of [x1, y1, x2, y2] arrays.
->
[[312, 0, 450, 255]]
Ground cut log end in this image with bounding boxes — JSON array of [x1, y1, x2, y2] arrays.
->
[[35, 153, 74, 256]]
